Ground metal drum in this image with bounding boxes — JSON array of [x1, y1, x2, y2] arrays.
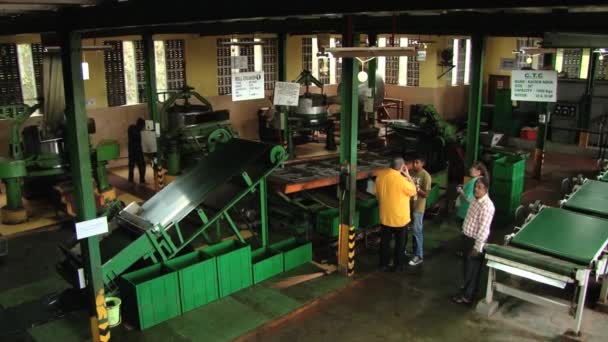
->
[[39, 138, 64, 155], [292, 93, 328, 121]]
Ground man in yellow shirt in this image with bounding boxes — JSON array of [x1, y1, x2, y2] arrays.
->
[[375, 157, 417, 272]]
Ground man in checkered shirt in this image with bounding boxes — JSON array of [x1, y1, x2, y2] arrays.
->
[[453, 176, 495, 305]]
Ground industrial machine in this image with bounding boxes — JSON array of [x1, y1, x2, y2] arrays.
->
[[157, 86, 235, 177], [259, 70, 336, 155], [0, 103, 120, 224], [58, 131, 287, 290], [384, 104, 458, 173], [478, 205, 608, 339]]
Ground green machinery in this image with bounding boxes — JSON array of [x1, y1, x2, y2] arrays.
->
[[0, 103, 119, 224], [478, 206, 608, 339], [157, 86, 236, 176], [384, 104, 459, 173], [59, 132, 288, 291]]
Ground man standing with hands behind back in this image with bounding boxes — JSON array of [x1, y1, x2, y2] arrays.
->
[[375, 157, 417, 272]]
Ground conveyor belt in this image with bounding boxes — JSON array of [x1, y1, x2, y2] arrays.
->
[[511, 208, 608, 265], [484, 244, 583, 277], [562, 180, 608, 219], [130, 139, 273, 229]]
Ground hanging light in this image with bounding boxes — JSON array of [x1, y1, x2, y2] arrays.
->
[[526, 56, 533, 64], [600, 55, 605, 61], [357, 71, 368, 83]]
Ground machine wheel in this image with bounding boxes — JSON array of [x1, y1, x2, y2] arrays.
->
[[270, 146, 287, 164], [207, 128, 233, 152]]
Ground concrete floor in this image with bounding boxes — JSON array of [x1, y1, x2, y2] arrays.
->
[[1, 151, 607, 342]]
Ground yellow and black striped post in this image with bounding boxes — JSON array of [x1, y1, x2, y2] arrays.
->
[[94, 289, 111, 342], [154, 164, 165, 191]]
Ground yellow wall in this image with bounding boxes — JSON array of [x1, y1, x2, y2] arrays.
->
[[483, 37, 517, 83], [286, 35, 303, 81]]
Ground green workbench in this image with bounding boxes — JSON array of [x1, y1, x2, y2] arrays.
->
[[511, 207, 608, 265], [563, 180, 608, 219]]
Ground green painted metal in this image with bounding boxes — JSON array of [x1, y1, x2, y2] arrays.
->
[[339, 22, 360, 229], [60, 31, 104, 336], [465, 34, 485, 167], [167, 144, 181, 175], [95, 140, 120, 162], [600, 171, 608, 182], [0, 158, 26, 179], [316, 208, 360, 237], [165, 251, 219, 313], [120, 264, 181, 330], [270, 238, 313, 271], [580, 53, 598, 131], [493, 155, 526, 181], [485, 244, 581, 277], [357, 197, 379, 228], [563, 180, 608, 219], [259, 178, 269, 247], [0, 104, 39, 160], [425, 183, 441, 209], [4, 178, 22, 210], [511, 207, 608, 265], [203, 240, 252, 298], [251, 247, 284, 284]]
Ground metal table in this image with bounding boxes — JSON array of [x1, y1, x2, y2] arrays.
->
[[479, 207, 608, 338], [562, 180, 608, 219]]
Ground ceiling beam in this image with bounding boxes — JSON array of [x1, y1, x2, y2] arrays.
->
[[0, 4, 56, 11]]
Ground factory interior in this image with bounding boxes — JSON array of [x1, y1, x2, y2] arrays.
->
[[1, 1, 608, 341]]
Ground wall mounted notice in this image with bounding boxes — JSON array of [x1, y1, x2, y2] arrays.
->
[[273, 81, 300, 106], [511, 70, 557, 102], [75, 216, 108, 240], [232, 71, 265, 101], [499, 58, 516, 71]]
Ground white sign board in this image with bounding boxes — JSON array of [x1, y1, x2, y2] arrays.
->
[[231, 56, 248, 70], [511, 70, 557, 102], [500, 58, 517, 71], [75, 216, 108, 240], [273, 81, 300, 106], [417, 50, 427, 62], [231, 71, 265, 101], [141, 130, 157, 153], [364, 97, 375, 113]]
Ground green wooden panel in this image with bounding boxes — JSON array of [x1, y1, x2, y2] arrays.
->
[[204, 241, 252, 298], [165, 251, 219, 313], [252, 248, 284, 284], [316, 209, 359, 237], [121, 264, 181, 330], [511, 207, 608, 265], [563, 180, 608, 219], [357, 198, 379, 228]]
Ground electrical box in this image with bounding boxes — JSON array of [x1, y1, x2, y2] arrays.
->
[[550, 103, 578, 144]]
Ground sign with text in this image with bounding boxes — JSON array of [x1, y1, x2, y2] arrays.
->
[[231, 71, 265, 101], [511, 70, 557, 102], [75, 216, 108, 240], [273, 81, 300, 106]]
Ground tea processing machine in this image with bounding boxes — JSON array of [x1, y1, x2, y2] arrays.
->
[[59, 131, 287, 289], [157, 86, 236, 177], [0, 103, 120, 224], [478, 206, 608, 339]]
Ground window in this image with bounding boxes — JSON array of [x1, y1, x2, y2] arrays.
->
[[596, 56, 607, 81], [449, 38, 470, 86], [301, 36, 340, 85], [562, 48, 583, 79], [217, 38, 278, 95], [0, 44, 23, 106], [384, 37, 399, 85], [31, 44, 43, 99], [103, 41, 126, 106], [105, 39, 186, 106], [406, 39, 420, 87], [380, 36, 419, 86], [516, 38, 544, 70]]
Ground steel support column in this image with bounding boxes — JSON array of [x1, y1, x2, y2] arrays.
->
[[338, 16, 359, 277], [259, 178, 268, 247], [367, 32, 377, 125], [278, 33, 293, 158], [60, 31, 108, 342], [143, 33, 159, 124], [61, 32, 110, 341], [533, 55, 555, 180], [579, 52, 598, 148], [465, 34, 484, 168]]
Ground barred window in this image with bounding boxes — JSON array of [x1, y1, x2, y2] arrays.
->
[[103, 41, 126, 106], [31, 43, 43, 98], [406, 39, 420, 87], [449, 38, 471, 86], [516, 38, 544, 70], [165, 39, 186, 91], [562, 48, 583, 79], [261, 39, 278, 90], [597, 56, 607, 81], [301, 36, 341, 85], [0, 44, 23, 105], [302, 38, 312, 72]]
